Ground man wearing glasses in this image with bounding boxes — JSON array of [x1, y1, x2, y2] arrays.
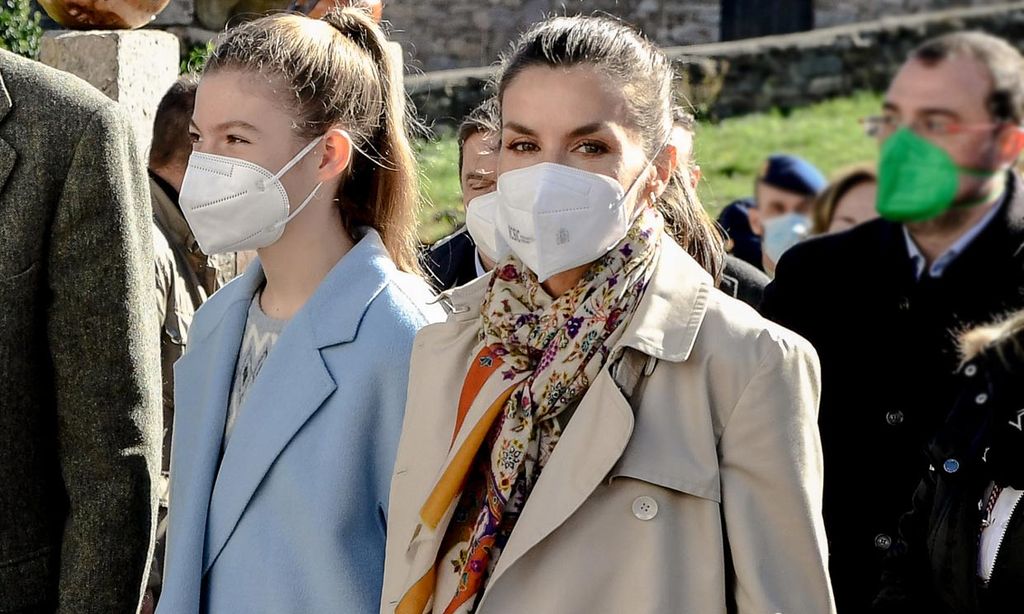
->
[[762, 31, 1024, 613]]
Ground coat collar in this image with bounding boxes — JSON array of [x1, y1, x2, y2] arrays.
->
[[187, 228, 396, 350], [149, 172, 199, 254], [444, 236, 713, 363], [172, 228, 396, 576], [408, 236, 714, 606], [0, 63, 16, 197]]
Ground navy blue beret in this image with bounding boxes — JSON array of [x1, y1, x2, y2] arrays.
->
[[758, 154, 826, 196]]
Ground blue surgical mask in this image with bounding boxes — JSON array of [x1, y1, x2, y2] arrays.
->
[[762, 212, 811, 265]]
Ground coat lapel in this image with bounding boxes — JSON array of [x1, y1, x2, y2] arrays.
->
[[478, 239, 714, 603], [162, 267, 258, 610], [202, 309, 337, 573], [480, 368, 635, 596], [0, 68, 16, 197], [201, 229, 395, 574]]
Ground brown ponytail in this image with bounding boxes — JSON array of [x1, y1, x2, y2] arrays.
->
[[203, 9, 423, 275]]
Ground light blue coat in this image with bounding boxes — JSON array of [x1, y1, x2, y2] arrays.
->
[[157, 230, 445, 614]]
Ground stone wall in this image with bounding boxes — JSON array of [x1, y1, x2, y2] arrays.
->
[[386, 0, 999, 71], [138, 0, 1005, 71], [405, 2, 1024, 127]]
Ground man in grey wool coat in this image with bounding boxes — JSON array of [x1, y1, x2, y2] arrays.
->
[[0, 49, 161, 613]]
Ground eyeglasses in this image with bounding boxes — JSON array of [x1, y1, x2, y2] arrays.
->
[[860, 115, 1002, 140]]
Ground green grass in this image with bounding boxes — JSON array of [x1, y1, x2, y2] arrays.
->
[[415, 90, 885, 243]]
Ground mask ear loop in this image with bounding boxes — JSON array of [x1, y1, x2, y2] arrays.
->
[[625, 137, 673, 224], [270, 136, 325, 229]]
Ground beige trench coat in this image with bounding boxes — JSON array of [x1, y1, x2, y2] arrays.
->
[[381, 239, 836, 614]]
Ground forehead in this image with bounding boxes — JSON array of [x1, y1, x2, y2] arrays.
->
[[756, 182, 810, 206], [885, 56, 993, 117], [501, 64, 634, 133], [193, 69, 289, 125]]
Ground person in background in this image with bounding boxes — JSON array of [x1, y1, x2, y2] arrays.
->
[[381, 15, 833, 614], [424, 98, 499, 290], [672, 108, 770, 307], [874, 310, 1024, 613], [429, 100, 763, 306], [717, 153, 826, 274], [810, 163, 878, 234], [761, 31, 1024, 612], [0, 49, 161, 613], [157, 10, 444, 613]]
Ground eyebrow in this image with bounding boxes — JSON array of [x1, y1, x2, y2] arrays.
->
[[502, 121, 610, 139], [189, 119, 262, 133], [463, 171, 495, 181], [881, 101, 959, 119]]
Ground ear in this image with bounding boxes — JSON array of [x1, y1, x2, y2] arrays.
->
[[998, 125, 1024, 163], [316, 127, 354, 182], [648, 142, 678, 200], [690, 164, 702, 189]]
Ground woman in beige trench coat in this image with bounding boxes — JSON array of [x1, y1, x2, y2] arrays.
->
[[381, 15, 836, 614]]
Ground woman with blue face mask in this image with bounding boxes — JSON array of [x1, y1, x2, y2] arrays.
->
[[156, 9, 445, 614], [380, 15, 835, 614]]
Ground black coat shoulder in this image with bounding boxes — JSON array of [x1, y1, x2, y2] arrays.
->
[[719, 254, 769, 309]]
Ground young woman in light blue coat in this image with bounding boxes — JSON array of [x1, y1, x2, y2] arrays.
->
[[156, 9, 444, 613]]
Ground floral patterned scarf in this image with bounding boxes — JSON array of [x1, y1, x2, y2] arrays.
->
[[397, 206, 664, 614]]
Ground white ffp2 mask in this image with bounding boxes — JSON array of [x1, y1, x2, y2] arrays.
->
[[491, 162, 651, 282], [179, 137, 324, 255], [465, 190, 512, 264]]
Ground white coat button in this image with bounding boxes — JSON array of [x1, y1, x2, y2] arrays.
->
[[964, 364, 978, 377], [632, 496, 658, 521], [885, 410, 904, 426], [874, 534, 892, 550], [976, 393, 989, 405]]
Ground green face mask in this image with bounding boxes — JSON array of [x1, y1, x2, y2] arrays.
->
[[876, 127, 997, 222]]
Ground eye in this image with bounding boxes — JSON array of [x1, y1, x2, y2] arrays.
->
[[226, 134, 250, 145], [188, 131, 201, 144], [921, 118, 952, 136], [573, 140, 609, 155], [507, 140, 538, 153]]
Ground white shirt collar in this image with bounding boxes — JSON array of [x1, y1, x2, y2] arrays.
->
[[474, 249, 487, 278]]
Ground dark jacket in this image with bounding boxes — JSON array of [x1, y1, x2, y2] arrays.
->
[[874, 333, 1024, 614], [424, 225, 769, 309], [0, 51, 161, 613], [761, 170, 1024, 612], [717, 198, 763, 270], [718, 253, 769, 308], [422, 226, 478, 291]]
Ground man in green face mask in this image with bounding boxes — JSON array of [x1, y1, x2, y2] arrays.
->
[[761, 31, 1024, 613]]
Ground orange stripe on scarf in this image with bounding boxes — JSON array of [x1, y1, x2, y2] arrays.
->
[[396, 568, 437, 614], [420, 382, 517, 528]]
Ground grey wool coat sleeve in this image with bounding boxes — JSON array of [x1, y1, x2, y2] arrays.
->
[[0, 50, 161, 614]]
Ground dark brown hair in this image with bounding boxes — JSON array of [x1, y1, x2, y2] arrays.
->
[[457, 97, 499, 176], [494, 15, 725, 279], [912, 31, 1024, 124], [204, 9, 422, 274], [150, 76, 198, 171]]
